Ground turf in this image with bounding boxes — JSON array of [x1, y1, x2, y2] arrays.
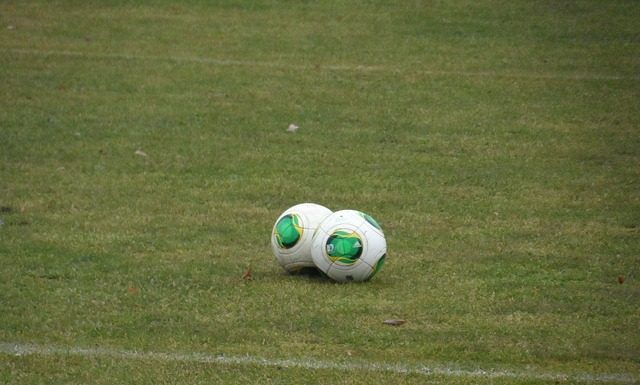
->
[[1, 1, 639, 384]]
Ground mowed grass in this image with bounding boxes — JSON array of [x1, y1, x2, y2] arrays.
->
[[1, 1, 639, 383]]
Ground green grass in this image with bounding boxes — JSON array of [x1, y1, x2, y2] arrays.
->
[[1, 0, 639, 383]]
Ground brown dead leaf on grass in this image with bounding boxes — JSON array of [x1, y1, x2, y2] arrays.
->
[[383, 319, 406, 326], [127, 286, 140, 296], [242, 266, 253, 281]]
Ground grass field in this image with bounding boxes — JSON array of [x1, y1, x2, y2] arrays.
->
[[1, 1, 639, 383]]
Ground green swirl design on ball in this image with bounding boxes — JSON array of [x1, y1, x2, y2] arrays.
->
[[359, 211, 381, 230], [326, 230, 363, 265], [274, 214, 303, 249], [368, 254, 386, 280]]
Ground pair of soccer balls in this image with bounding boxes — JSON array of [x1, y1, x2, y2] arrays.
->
[[271, 203, 387, 282]]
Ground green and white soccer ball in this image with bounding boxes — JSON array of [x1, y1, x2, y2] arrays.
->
[[271, 203, 333, 273], [311, 209, 387, 282]]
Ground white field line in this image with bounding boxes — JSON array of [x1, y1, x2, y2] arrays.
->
[[3, 47, 638, 81], [0, 341, 637, 384]]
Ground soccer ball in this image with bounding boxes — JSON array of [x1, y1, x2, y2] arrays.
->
[[311, 209, 386, 282], [271, 203, 333, 273]]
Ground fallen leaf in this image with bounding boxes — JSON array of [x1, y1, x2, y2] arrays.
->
[[383, 319, 406, 326], [618, 275, 625, 284], [127, 286, 139, 295], [287, 123, 299, 133], [242, 266, 252, 281], [135, 149, 148, 157]]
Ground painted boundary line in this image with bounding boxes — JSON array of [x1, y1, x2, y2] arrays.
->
[[0, 342, 637, 383], [3, 47, 638, 81]]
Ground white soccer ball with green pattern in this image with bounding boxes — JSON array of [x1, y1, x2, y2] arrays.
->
[[271, 203, 333, 273], [311, 209, 387, 282]]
